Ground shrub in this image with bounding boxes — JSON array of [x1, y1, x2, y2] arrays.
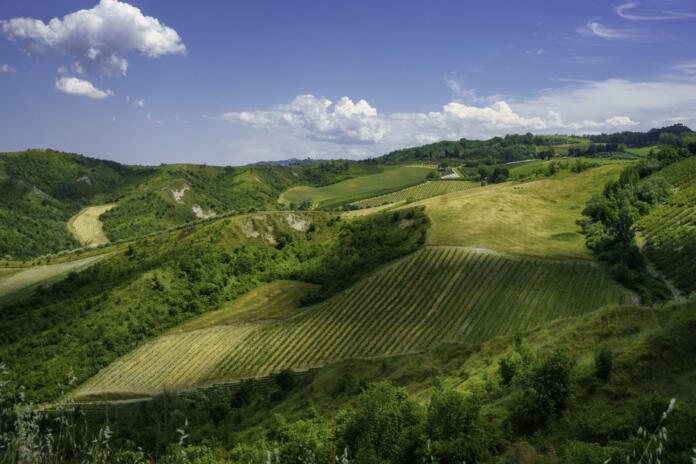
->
[[595, 346, 613, 380]]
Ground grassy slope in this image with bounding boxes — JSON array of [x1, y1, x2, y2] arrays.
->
[[350, 180, 478, 208], [67, 204, 117, 246], [279, 166, 435, 208], [403, 164, 625, 258], [1, 208, 428, 402], [86, 302, 696, 462], [74, 246, 632, 400]]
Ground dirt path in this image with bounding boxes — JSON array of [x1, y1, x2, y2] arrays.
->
[[67, 204, 116, 246], [645, 260, 685, 302], [0, 254, 109, 300]]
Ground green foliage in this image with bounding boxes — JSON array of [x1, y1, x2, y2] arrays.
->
[[0, 210, 428, 402], [336, 382, 424, 464], [498, 355, 519, 388], [426, 389, 491, 464], [510, 350, 575, 434], [594, 346, 613, 380]]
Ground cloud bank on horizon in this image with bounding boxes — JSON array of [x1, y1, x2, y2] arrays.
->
[[1, 0, 695, 163]]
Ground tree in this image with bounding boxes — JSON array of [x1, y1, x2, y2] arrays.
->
[[336, 382, 424, 464]]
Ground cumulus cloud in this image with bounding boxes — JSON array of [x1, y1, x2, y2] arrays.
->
[[222, 90, 646, 151], [0, 0, 185, 76], [0, 64, 15, 73], [616, 2, 696, 20], [222, 94, 385, 144], [55, 76, 114, 98]]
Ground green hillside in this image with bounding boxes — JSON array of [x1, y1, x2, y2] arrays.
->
[[279, 166, 435, 208], [0, 209, 428, 402], [350, 180, 478, 209], [638, 155, 696, 296]]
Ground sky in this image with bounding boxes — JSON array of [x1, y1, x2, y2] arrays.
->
[[1, 0, 696, 165]]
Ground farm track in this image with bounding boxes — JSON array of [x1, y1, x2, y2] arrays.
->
[[0, 254, 111, 300]]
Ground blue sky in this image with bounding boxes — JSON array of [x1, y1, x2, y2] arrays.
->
[[1, 0, 696, 165]]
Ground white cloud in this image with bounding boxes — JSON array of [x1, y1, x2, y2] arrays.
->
[[126, 96, 145, 107], [616, 2, 696, 20], [222, 89, 648, 152], [673, 61, 696, 75], [524, 48, 546, 55], [577, 20, 636, 39], [55, 76, 114, 98], [0, 64, 15, 73], [1, 0, 185, 76], [222, 94, 385, 144]]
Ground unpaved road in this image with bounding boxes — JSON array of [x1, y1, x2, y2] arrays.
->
[[0, 254, 109, 299]]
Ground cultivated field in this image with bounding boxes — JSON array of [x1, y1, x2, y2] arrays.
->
[[76, 247, 633, 399], [639, 156, 696, 295], [279, 166, 435, 208], [0, 254, 109, 301], [350, 180, 478, 209], [67, 204, 117, 246], [401, 165, 625, 258]]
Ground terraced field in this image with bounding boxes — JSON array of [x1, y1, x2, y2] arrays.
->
[[350, 180, 478, 208], [279, 166, 435, 208], [76, 247, 633, 399], [639, 156, 696, 295]]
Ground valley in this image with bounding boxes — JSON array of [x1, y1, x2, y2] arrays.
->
[[1, 125, 695, 463]]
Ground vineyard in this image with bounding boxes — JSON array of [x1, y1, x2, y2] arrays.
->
[[350, 180, 478, 208], [638, 156, 696, 296], [75, 247, 634, 399]]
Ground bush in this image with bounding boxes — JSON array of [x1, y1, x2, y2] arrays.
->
[[498, 355, 518, 387], [595, 346, 613, 380]]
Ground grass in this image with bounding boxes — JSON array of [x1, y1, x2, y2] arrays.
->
[[0, 253, 111, 304], [75, 247, 633, 400], [627, 145, 661, 156], [279, 166, 435, 208], [402, 164, 626, 258], [350, 180, 478, 208], [67, 204, 117, 246]]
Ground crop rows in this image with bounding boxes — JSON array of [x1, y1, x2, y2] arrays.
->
[[77, 324, 257, 397], [350, 181, 477, 208], [639, 158, 696, 295], [207, 247, 632, 382]]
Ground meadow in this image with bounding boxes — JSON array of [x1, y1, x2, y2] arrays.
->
[[67, 204, 116, 246], [74, 246, 633, 399], [279, 166, 435, 208], [350, 180, 478, 208], [405, 164, 626, 258]]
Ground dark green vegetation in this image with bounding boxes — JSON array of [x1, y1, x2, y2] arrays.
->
[[579, 142, 696, 303], [0, 149, 149, 259], [2, 125, 696, 463], [0, 151, 379, 259], [0, 209, 428, 402], [8, 302, 693, 463], [638, 156, 696, 297]]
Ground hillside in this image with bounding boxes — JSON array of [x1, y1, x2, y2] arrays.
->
[[0, 209, 428, 402], [638, 155, 696, 297], [0, 151, 380, 259]]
